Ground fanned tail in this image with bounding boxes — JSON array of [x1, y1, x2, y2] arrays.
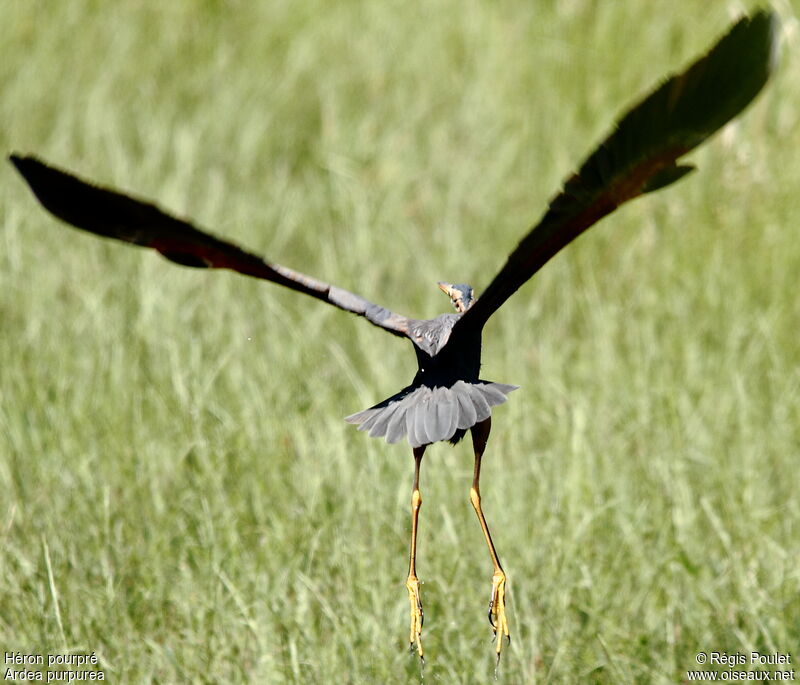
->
[[345, 381, 519, 448]]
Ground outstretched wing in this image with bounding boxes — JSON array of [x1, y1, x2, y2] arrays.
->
[[10, 155, 412, 338], [453, 10, 778, 338]]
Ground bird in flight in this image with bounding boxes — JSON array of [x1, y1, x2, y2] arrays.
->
[[10, 10, 776, 663]]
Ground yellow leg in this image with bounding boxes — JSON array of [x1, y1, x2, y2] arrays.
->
[[469, 418, 510, 660], [405, 446, 426, 659]]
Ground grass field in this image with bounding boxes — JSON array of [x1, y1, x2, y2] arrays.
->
[[2, 1, 799, 682]]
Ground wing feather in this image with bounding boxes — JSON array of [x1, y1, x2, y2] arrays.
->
[[9, 155, 412, 339], [453, 11, 777, 338]]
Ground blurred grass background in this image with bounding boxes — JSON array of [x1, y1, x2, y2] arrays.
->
[[1, 1, 799, 682]]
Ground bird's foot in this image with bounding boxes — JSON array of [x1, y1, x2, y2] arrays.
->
[[488, 569, 510, 658], [405, 573, 424, 660]]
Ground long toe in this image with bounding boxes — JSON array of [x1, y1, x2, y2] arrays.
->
[[405, 575, 424, 659], [489, 570, 510, 658]]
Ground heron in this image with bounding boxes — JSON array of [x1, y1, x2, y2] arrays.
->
[[9, 11, 776, 662]]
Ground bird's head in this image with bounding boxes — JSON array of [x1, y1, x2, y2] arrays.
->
[[438, 282, 475, 313]]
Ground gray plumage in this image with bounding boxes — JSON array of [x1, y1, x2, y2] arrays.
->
[[346, 381, 518, 448]]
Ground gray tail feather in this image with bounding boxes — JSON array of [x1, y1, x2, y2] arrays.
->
[[345, 380, 519, 448]]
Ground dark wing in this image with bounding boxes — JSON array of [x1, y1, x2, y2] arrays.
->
[[453, 10, 778, 338], [9, 154, 412, 338]]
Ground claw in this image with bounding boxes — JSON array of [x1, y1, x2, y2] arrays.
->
[[405, 574, 425, 660], [488, 570, 510, 659]]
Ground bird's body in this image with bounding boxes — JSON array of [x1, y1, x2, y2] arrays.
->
[[347, 327, 518, 447], [10, 10, 777, 664], [347, 287, 519, 447]]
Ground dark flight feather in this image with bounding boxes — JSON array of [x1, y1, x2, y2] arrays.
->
[[8, 154, 413, 339], [452, 10, 778, 340]]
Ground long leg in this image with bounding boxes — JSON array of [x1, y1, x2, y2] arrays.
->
[[406, 445, 426, 659], [469, 418, 510, 658]]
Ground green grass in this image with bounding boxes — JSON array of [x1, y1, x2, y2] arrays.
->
[[2, 1, 799, 682]]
